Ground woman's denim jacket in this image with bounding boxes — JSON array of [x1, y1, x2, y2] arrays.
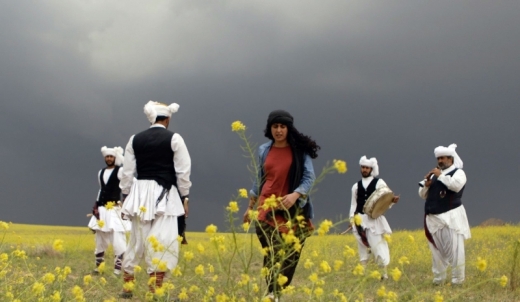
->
[[249, 141, 316, 219]]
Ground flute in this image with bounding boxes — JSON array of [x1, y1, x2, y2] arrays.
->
[[418, 166, 440, 187]]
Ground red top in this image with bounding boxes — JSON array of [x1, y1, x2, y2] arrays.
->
[[257, 146, 314, 234]]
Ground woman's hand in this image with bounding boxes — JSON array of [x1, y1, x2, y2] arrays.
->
[[280, 192, 301, 209], [243, 196, 257, 223]]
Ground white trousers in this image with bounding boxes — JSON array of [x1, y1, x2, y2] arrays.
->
[[428, 226, 465, 284], [95, 230, 127, 256], [353, 226, 390, 267], [122, 215, 180, 275]]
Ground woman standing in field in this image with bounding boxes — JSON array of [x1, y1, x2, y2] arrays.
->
[[243, 110, 319, 301]]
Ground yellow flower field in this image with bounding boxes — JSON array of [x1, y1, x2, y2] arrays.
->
[[1, 221, 520, 301]]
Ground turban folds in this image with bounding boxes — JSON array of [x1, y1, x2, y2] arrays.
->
[[434, 143, 463, 169], [359, 155, 379, 177], [144, 100, 179, 123], [101, 146, 124, 166]]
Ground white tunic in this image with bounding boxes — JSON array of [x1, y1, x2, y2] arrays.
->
[[418, 165, 471, 239], [88, 168, 130, 232], [350, 177, 392, 235], [120, 124, 191, 221]]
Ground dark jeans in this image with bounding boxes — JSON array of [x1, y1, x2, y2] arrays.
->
[[255, 222, 310, 295]]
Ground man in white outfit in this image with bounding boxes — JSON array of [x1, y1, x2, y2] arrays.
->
[[88, 146, 129, 275], [119, 101, 191, 299], [350, 156, 399, 279], [419, 144, 470, 285]]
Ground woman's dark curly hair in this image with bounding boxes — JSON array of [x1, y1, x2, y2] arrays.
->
[[264, 122, 320, 159]]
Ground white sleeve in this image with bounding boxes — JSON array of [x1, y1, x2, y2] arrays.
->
[[120, 135, 136, 195], [96, 170, 102, 201], [437, 169, 467, 193], [172, 133, 192, 197], [117, 166, 123, 180], [349, 183, 358, 219], [418, 186, 429, 199], [375, 178, 387, 189]]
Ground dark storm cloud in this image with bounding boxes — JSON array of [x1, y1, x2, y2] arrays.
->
[[1, 1, 519, 232]]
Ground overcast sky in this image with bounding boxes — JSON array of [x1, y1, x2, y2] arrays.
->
[[1, 1, 519, 232]]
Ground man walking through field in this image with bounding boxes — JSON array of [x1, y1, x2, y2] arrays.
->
[[119, 101, 191, 299], [419, 144, 470, 285], [350, 156, 399, 279], [88, 146, 129, 276]]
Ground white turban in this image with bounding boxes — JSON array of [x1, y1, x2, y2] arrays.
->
[[434, 143, 463, 169], [101, 146, 124, 166], [144, 100, 179, 123], [359, 155, 379, 177]]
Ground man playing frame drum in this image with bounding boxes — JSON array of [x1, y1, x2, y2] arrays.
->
[[349, 156, 399, 279], [418, 144, 470, 285]]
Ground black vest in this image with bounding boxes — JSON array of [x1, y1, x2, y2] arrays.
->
[[356, 178, 379, 214], [132, 127, 177, 190], [97, 166, 121, 206], [425, 168, 464, 215]]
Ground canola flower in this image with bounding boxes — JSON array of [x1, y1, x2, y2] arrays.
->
[[238, 188, 248, 198], [248, 210, 259, 221], [434, 291, 444, 302], [0, 221, 9, 230], [384, 233, 392, 243], [304, 258, 314, 269], [320, 260, 332, 273], [195, 264, 204, 276], [93, 262, 105, 275], [398, 256, 410, 265], [314, 287, 324, 297], [105, 201, 115, 210], [72, 285, 85, 301], [476, 256, 487, 272], [317, 220, 333, 236], [277, 274, 288, 286], [333, 159, 348, 174], [184, 251, 194, 262], [139, 206, 147, 213], [42, 273, 55, 284], [50, 291, 61, 302], [370, 270, 382, 280], [261, 194, 278, 210], [32, 282, 45, 295], [354, 214, 363, 226], [343, 245, 356, 257], [226, 201, 239, 213], [178, 287, 189, 300], [231, 121, 246, 132], [148, 235, 165, 252], [197, 243, 205, 254], [83, 274, 92, 285], [387, 291, 398, 302], [205, 224, 217, 234], [334, 260, 344, 271], [391, 267, 402, 281], [97, 220, 105, 228], [353, 263, 365, 276], [377, 285, 387, 298], [499, 275, 508, 287]]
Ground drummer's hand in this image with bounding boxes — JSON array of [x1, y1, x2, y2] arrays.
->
[[392, 195, 400, 203], [280, 192, 301, 209]]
